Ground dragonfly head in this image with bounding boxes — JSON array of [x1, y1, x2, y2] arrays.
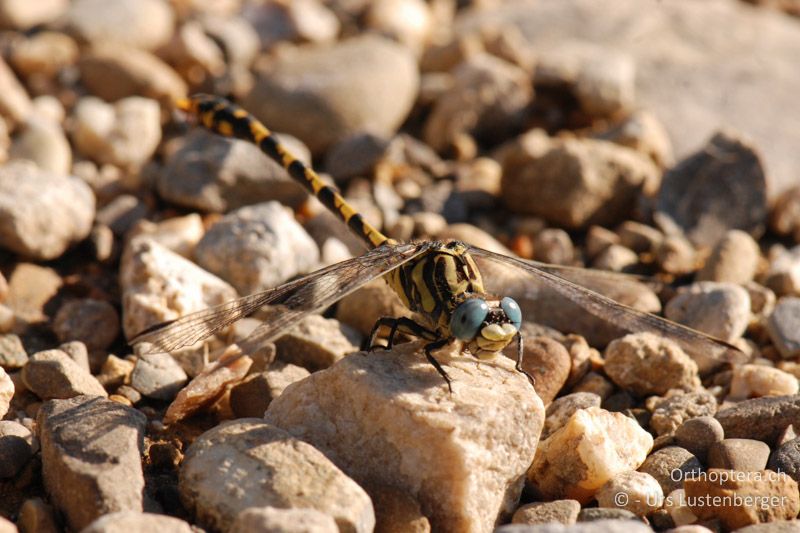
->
[[449, 296, 522, 359]]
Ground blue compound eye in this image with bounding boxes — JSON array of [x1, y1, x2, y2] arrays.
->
[[450, 298, 490, 341], [501, 297, 522, 330]]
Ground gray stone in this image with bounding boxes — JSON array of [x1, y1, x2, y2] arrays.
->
[[639, 446, 703, 495], [576, 510, 641, 523], [767, 297, 800, 359], [81, 511, 194, 532], [37, 396, 147, 531], [512, 500, 581, 526], [496, 521, 652, 533], [130, 353, 187, 401], [707, 438, 770, 472], [716, 395, 800, 445], [158, 129, 311, 213], [194, 202, 320, 295], [664, 282, 751, 343], [649, 391, 718, 436], [696, 230, 761, 284], [0, 161, 95, 260], [674, 416, 724, 463], [243, 34, 418, 155], [179, 419, 375, 533], [53, 299, 119, 351], [768, 437, 800, 484], [21, 349, 107, 400]]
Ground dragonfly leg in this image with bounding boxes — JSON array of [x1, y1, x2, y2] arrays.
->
[[424, 338, 453, 393], [514, 332, 535, 386], [367, 317, 437, 351]]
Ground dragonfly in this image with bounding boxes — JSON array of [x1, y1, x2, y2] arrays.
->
[[131, 94, 745, 392]]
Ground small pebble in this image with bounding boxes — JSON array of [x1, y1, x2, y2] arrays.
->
[[707, 438, 770, 472], [542, 392, 602, 439], [505, 335, 570, 404], [576, 508, 640, 522], [230, 507, 338, 533], [664, 282, 751, 342], [592, 244, 638, 272], [0, 333, 28, 369], [767, 437, 800, 483], [52, 298, 120, 351], [728, 364, 799, 399], [616, 221, 664, 254], [649, 390, 718, 436], [130, 353, 188, 401], [533, 228, 574, 265], [0, 420, 33, 478], [21, 349, 107, 400], [596, 110, 674, 168], [229, 362, 310, 418], [638, 446, 703, 495], [58, 341, 90, 374], [673, 416, 724, 463], [696, 229, 760, 284], [663, 489, 698, 527], [595, 471, 664, 516], [771, 185, 800, 243], [715, 395, 800, 445], [511, 500, 581, 525], [766, 296, 800, 359], [656, 234, 697, 276]]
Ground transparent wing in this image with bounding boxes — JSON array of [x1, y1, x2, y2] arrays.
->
[[131, 242, 430, 354], [468, 245, 747, 372]]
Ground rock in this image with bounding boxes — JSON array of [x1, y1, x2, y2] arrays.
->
[[649, 391, 717, 436], [0, 0, 67, 29], [503, 336, 570, 405], [592, 244, 638, 272], [604, 333, 700, 397], [571, 372, 615, 400], [365, 0, 432, 54], [368, 484, 431, 533], [616, 221, 665, 254], [512, 500, 581, 526], [0, 56, 32, 125], [767, 437, 800, 483], [324, 131, 391, 182], [656, 235, 698, 276], [528, 406, 652, 504], [4, 263, 62, 323], [8, 30, 78, 78], [697, 230, 761, 284], [52, 299, 120, 351], [0, 419, 32, 478], [543, 392, 602, 439], [0, 516, 16, 533], [119, 237, 237, 340], [501, 137, 659, 229], [0, 333, 28, 369], [575, 510, 640, 523], [78, 43, 187, 103], [663, 490, 698, 527], [274, 315, 360, 372], [66, 0, 173, 50], [767, 297, 800, 359], [657, 131, 767, 247], [771, 185, 800, 242], [229, 362, 310, 418], [17, 498, 58, 533], [596, 110, 674, 168], [158, 129, 311, 213], [266, 341, 542, 532], [638, 446, 703, 495], [596, 471, 664, 516], [22, 349, 107, 400], [200, 15, 260, 69], [729, 364, 798, 399], [128, 214, 205, 258], [230, 507, 338, 533], [572, 51, 635, 118], [674, 416, 724, 463], [96, 195, 149, 237], [130, 353, 187, 401], [0, 161, 95, 260], [707, 438, 770, 472], [533, 229, 574, 265], [336, 279, 411, 336], [59, 341, 90, 373], [664, 282, 751, 343], [97, 355, 135, 390], [716, 395, 800, 445], [81, 511, 194, 533], [9, 117, 71, 174], [764, 246, 800, 297], [684, 469, 799, 530], [37, 396, 147, 531], [71, 96, 162, 169], [424, 54, 531, 152], [194, 202, 319, 295], [734, 522, 800, 533], [243, 35, 418, 155], [179, 419, 374, 532], [244, 0, 339, 49], [585, 225, 620, 259]]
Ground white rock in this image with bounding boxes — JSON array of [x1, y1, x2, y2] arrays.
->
[[528, 406, 653, 504], [66, 0, 174, 51], [194, 202, 320, 295], [128, 214, 205, 258], [266, 341, 543, 532], [664, 489, 697, 527], [130, 353, 188, 401], [81, 511, 194, 533], [664, 282, 751, 342], [9, 117, 71, 174], [365, 0, 433, 54], [0, 367, 12, 418], [230, 507, 338, 533], [595, 470, 664, 516], [119, 237, 238, 340], [179, 419, 375, 533], [728, 364, 799, 400], [0, 0, 68, 30]]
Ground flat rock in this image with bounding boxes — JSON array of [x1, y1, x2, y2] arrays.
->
[[130, 353, 187, 401], [158, 129, 311, 213], [649, 390, 717, 436], [528, 406, 653, 504], [0, 161, 95, 260], [194, 202, 319, 295], [501, 136, 659, 229], [66, 0, 173, 51], [716, 395, 800, 445], [266, 341, 543, 532], [119, 237, 237, 340], [512, 500, 581, 526], [604, 332, 700, 397], [243, 34, 418, 155], [457, 0, 800, 200], [684, 469, 799, 530], [21, 349, 107, 400], [37, 396, 147, 531], [179, 419, 374, 533], [230, 507, 338, 533], [664, 282, 750, 343], [638, 446, 703, 495], [767, 297, 800, 359], [71, 96, 162, 170], [81, 511, 194, 533]]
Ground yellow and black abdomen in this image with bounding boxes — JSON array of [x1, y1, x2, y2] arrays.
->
[[385, 241, 485, 334]]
